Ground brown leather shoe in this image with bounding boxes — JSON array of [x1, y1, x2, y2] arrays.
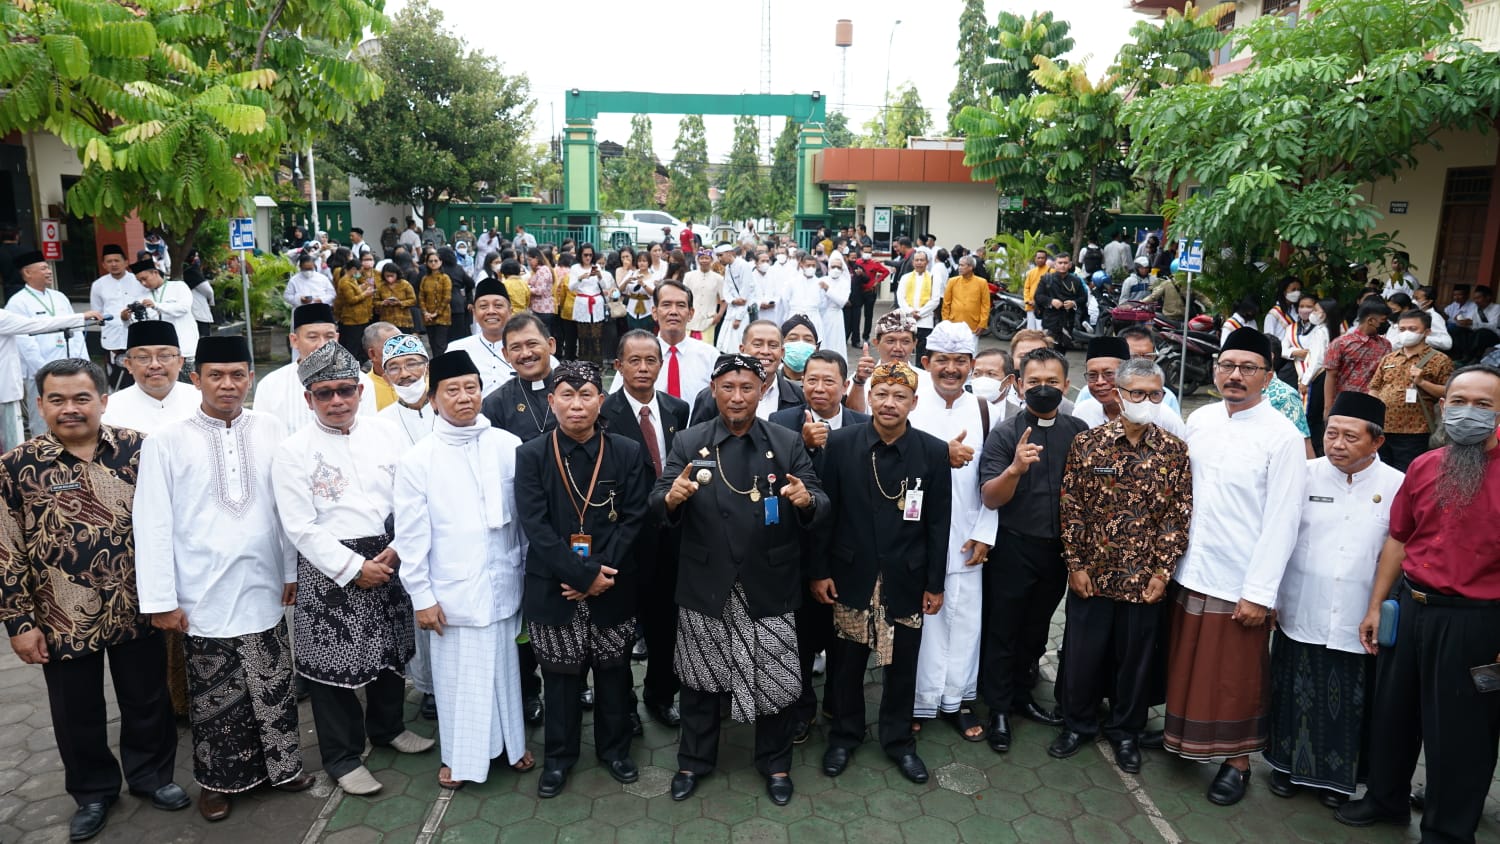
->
[[272, 772, 316, 793], [198, 789, 231, 822]]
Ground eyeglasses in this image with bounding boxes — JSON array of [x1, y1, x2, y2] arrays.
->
[[309, 385, 360, 402], [383, 360, 428, 377], [1084, 370, 1117, 384], [126, 352, 180, 365], [1118, 387, 1167, 403], [1214, 362, 1269, 376]]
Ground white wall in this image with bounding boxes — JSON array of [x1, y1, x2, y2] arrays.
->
[[855, 182, 998, 251], [349, 177, 411, 250], [28, 132, 82, 214]]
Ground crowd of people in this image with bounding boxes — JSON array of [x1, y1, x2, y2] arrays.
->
[[0, 226, 1496, 844]]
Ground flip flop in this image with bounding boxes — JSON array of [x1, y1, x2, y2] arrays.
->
[[509, 750, 536, 773], [438, 766, 465, 791], [943, 707, 986, 742]]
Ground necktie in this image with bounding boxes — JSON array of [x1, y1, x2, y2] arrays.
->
[[668, 345, 682, 398], [638, 407, 662, 476]]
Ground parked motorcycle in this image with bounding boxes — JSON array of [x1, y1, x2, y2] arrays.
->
[[987, 288, 1028, 341], [1156, 313, 1221, 396]]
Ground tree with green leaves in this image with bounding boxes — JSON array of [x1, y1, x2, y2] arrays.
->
[[769, 119, 801, 218], [615, 114, 658, 209], [667, 115, 711, 222], [1125, 0, 1500, 293], [823, 112, 854, 149], [323, 0, 532, 222], [861, 84, 932, 148], [979, 11, 1074, 103], [0, 0, 385, 268], [947, 0, 989, 134], [718, 115, 765, 226]]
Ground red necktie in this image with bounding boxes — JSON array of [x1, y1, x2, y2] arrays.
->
[[667, 345, 682, 398], [638, 407, 662, 475]]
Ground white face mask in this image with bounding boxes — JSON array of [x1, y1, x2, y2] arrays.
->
[[1118, 396, 1158, 424], [830, 268, 843, 277], [1285, 290, 1302, 304], [1309, 311, 1327, 326], [756, 264, 769, 274], [393, 378, 428, 404], [776, 255, 787, 264], [802, 267, 816, 278], [969, 376, 1003, 403], [1395, 329, 1423, 348]]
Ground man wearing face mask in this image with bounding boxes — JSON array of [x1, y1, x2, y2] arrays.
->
[[1070, 337, 1187, 437], [718, 248, 758, 354], [1394, 286, 1451, 351], [968, 349, 1012, 413], [1322, 300, 1393, 422], [995, 331, 1075, 422], [1053, 357, 1191, 774], [777, 315, 820, 385], [977, 348, 1088, 752], [1337, 366, 1500, 841], [1366, 310, 1453, 471], [782, 255, 825, 341]]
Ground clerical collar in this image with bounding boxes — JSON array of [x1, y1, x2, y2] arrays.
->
[[1032, 413, 1057, 428]]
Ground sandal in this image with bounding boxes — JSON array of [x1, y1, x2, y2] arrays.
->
[[509, 750, 536, 773], [943, 706, 986, 742], [438, 766, 465, 791]]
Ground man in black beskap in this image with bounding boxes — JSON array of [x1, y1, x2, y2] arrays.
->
[[810, 361, 950, 785], [514, 361, 651, 799], [1034, 255, 1089, 351], [977, 347, 1089, 752]]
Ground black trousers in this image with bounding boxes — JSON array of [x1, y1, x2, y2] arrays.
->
[[827, 624, 921, 758], [543, 664, 634, 771], [427, 324, 451, 356], [914, 326, 932, 362], [41, 634, 176, 806], [339, 321, 369, 363], [519, 643, 541, 699], [676, 686, 795, 777], [792, 599, 836, 725], [1362, 586, 1500, 844], [1379, 432, 1431, 473], [308, 669, 406, 780], [637, 545, 681, 709], [559, 319, 578, 361], [448, 312, 471, 343], [858, 290, 877, 341], [1306, 372, 1328, 456], [981, 531, 1067, 713], [1059, 593, 1160, 740]]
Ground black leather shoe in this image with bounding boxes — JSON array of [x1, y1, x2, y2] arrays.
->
[[1047, 730, 1090, 759], [894, 754, 928, 784], [1138, 729, 1164, 750], [579, 685, 595, 711], [537, 768, 568, 799], [1206, 763, 1251, 806], [647, 701, 681, 728], [1335, 798, 1410, 828], [1410, 786, 1425, 812], [670, 771, 700, 801], [1014, 701, 1064, 727], [628, 712, 644, 737], [792, 720, 812, 745], [130, 783, 190, 811], [69, 801, 110, 842], [821, 746, 851, 777], [1268, 769, 1299, 799], [420, 693, 438, 721], [606, 758, 639, 784], [1320, 789, 1350, 809], [987, 713, 1011, 753], [1112, 738, 1141, 775], [766, 774, 794, 806], [523, 694, 544, 725]]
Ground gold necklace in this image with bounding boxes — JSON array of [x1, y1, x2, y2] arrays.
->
[[871, 451, 907, 510], [714, 444, 762, 502]]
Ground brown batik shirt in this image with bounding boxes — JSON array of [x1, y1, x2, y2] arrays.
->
[[1060, 418, 1193, 602], [0, 426, 152, 659]]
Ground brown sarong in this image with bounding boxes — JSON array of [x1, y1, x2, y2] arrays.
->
[[1163, 587, 1271, 759]]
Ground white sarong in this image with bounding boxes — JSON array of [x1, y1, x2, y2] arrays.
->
[[430, 614, 527, 782]]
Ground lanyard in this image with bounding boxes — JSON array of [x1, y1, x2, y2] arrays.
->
[[551, 431, 607, 532], [25, 288, 54, 316]]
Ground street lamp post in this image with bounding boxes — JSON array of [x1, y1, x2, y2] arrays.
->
[[884, 20, 902, 125]]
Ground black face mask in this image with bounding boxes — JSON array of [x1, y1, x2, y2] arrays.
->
[[1025, 385, 1064, 414]]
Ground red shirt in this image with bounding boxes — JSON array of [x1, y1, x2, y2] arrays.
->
[[679, 229, 696, 255], [1391, 445, 1500, 599], [1323, 330, 1391, 393], [852, 258, 890, 292]]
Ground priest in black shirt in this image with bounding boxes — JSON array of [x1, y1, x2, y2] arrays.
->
[[515, 361, 651, 799], [811, 361, 951, 785], [482, 311, 557, 442]]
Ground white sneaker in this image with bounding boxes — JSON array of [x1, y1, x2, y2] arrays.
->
[[388, 730, 436, 754], [337, 766, 383, 796]]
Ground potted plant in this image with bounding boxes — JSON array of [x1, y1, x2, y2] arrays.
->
[[212, 252, 294, 361]]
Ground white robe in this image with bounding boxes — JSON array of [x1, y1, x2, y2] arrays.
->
[[719, 266, 763, 353], [378, 399, 437, 447], [250, 362, 377, 433], [134, 409, 296, 639], [818, 269, 852, 362], [5, 286, 88, 380], [446, 333, 514, 397], [782, 273, 824, 339], [909, 389, 998, 716], [100, 382, 200, 434], [139, 280, 201, 359], [283, 270, 335, 308], [89, 272, 144, 352]]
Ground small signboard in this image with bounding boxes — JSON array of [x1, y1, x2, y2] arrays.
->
[[997, 196, 1024, 211], [1389, 201, 1409, 215], [230, 217, 256, 251], [873, 207, 892, 234], [40, 218, 61, 261], [1179, 239, 1205, 273]]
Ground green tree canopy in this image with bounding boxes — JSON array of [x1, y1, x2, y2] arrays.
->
[[718, 114, 765, 225], [823, 112, 854, 149], [947, 0, 989, 134], [323, 0, 532, 220], [0, 0, 385, 265], [769, 119, 801, 219], [615, 114, 657, 210], [861, 84, 932, 148], [1125, 0, 1500, 281], [980, 11, 1074, 103], [666, 115, 711, 222]]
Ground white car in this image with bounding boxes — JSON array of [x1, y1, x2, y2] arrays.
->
[[603, 210, 709, 249]]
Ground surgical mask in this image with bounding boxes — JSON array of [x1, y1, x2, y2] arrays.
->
[[756, 264, 769, 274], [776, 255, 787, 264], [969, 376, 1003, 403], [1444, 406, 1498, 446], [830, 268, 844, 277], [1118, 396, 1158, 425], [393, 378, 428, 404], [862, 253, 873, 261], [1025, 385, 1064, 414], [1310, 311, 1327, 326], [782, 341, 816, 373], [1285, 290, 1301, 304], [802, 267, 816, 278], [1395, 330, 1423, 348]]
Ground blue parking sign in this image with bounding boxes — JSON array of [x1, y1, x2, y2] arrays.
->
[[1180, 239, 1204, 273], [230, 218, 255, 251]]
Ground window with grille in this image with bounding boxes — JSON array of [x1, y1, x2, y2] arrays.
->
[[1262, 0, 1297, 15]]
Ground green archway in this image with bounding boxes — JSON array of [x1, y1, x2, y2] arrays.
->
[[562, 90, 829, 241]]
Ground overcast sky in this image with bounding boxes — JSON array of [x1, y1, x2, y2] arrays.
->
[[383, 0, 1148, 163]]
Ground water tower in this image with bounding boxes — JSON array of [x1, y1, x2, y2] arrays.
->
[[835, 19, 853, 113]]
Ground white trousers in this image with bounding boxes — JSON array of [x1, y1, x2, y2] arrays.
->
[[913, 568, 983, 718]]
